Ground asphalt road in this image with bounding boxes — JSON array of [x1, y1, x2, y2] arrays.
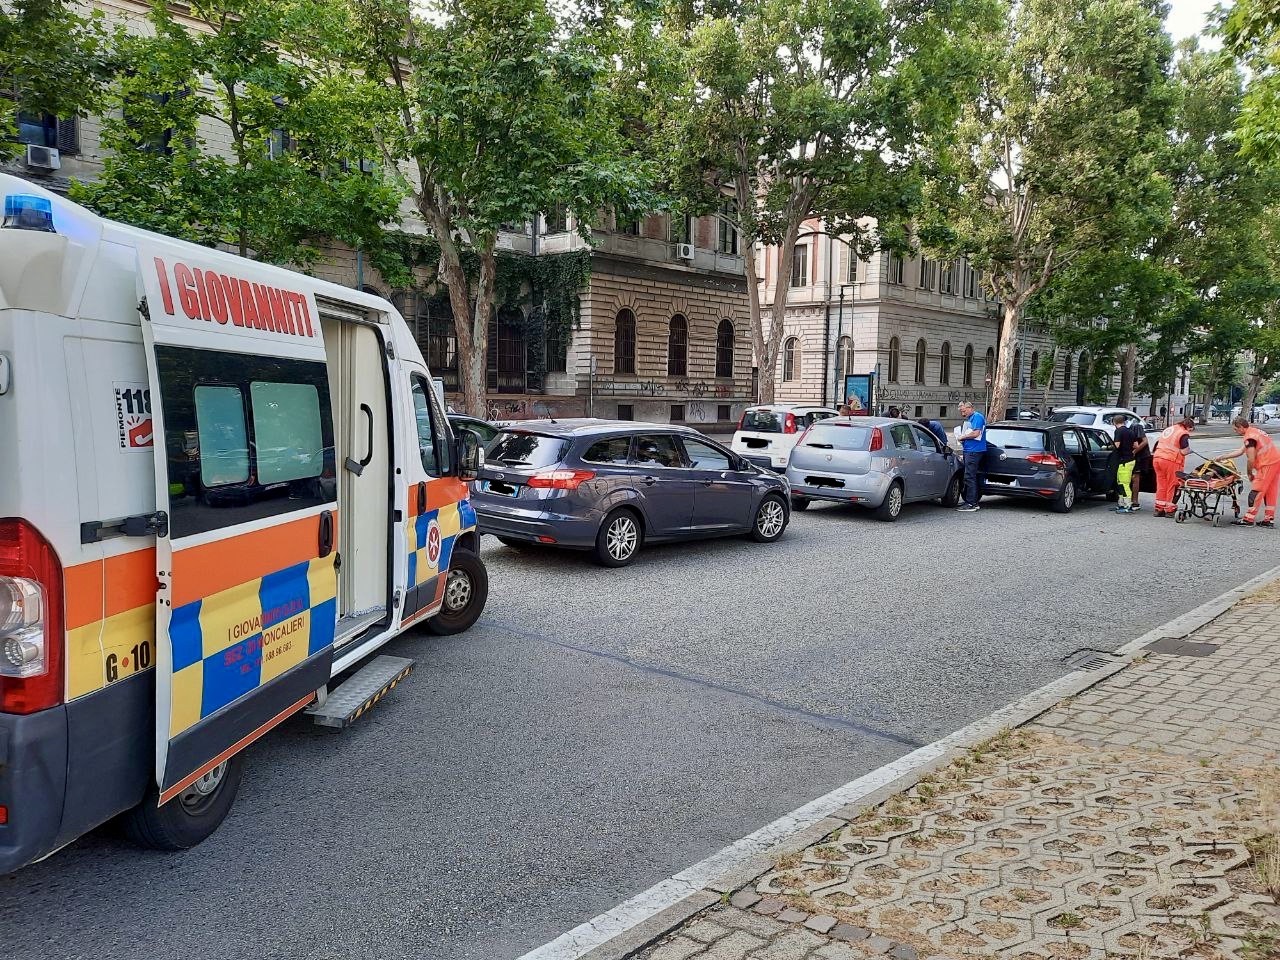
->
[[4, 432, 1276, 960]]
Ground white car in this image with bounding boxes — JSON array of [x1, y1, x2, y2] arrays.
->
[[1048, 406, 1143, 438], [1232, 403, 1277, 423], [731, 403, 841, 470]]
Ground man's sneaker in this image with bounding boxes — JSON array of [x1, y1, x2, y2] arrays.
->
[[1112, 505, 1130, 513], [1232, 518, 1255, 526], [1127, 504, 1141, 513], [957, 504, 980, 513], [1259, 520, 1275, 528]]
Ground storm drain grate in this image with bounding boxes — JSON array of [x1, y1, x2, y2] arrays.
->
[[1142, 637, 1220, 657], [1063, 648, 1122, 671]]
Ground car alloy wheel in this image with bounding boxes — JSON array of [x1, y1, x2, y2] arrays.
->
[[606, 515, 639, 562], [756, 498, 785, 538], [1062, 482, 1075, 509], [887, 485, 903, 517], [443, 568, 473, 612]]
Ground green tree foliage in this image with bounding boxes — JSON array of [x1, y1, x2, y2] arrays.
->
[[0, 0, 114, 161], [654, 0, 992, 404], [71, 0, 401, 268], [1224, 0, 1280, 160], [921, 0, 1173, 420], [345, 0, 654, 415]]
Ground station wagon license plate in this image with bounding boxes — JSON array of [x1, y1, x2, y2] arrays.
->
[[481, 479, 520, 497]]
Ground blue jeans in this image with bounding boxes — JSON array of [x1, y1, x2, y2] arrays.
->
[[963, 450, 983, 506]]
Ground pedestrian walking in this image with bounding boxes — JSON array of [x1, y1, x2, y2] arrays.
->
[[956, 400, 986, 513], [888, 405, 902, 418], [838, 404, 853, 416], [1221, 416, 1280, 527], [1152, 415, 1196, 518], [1111, 413, 1145, 513], [918, 416, 949, 449]]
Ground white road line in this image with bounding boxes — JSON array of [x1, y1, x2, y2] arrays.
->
[[515, 560, 1280, 960]]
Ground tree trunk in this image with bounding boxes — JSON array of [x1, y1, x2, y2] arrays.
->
[[989, 300, 1022, 421], [741, 234, 771, 406], [1241, 370, 1264, 421], [1041, 347, 1055, 411], [759, 220, 802, 405], [1117, 343, 1137, 410]]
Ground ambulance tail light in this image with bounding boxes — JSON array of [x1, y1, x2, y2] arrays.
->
[[0, 519, 64, 715]]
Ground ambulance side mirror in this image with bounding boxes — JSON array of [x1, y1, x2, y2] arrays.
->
[[456, 429, 483, 481]]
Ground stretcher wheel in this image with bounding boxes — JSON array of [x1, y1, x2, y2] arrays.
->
[[1175, 510, 1187, 523], [1212, 512, 1224, 527]]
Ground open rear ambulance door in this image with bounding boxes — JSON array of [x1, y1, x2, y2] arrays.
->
[[137, 242, 339, 803]]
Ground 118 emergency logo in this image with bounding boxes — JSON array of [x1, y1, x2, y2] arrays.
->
[[113, 381, 154, 451]]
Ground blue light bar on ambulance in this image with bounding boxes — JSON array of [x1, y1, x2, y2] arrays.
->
[[2, 194, 56, 233]]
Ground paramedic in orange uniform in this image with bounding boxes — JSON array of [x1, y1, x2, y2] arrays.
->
[[1222, 416, 1280, 527], [1152, 415, 1196, 518]]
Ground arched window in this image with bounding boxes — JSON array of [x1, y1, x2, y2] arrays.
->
[[940, 341, 952, 386], [782, 336, 800, 382], [1029, 350, 1040, 389], [1063, 354, 1073, 390], [417, 292, 459, 392], [888, 337, 901, 383], [487, 305, 527, 393], [1078, 351, 1090, 389], [985, 347, 995, 383], [835, 336, 853, 391], [716, 319, 734, 378], [668, 314, 688, 376], [963, 344, 974, 387], [614, 309, 636, 374], [914, 338, 927, 384], [1013, 348, 1022, 386]]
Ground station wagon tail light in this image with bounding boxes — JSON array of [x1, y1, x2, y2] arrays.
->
[[527, 469, 596, 491], [1027, 452, 1064, 469], [869, 427, 884, 452], [784, 413, 798, 433], [0, 519, 64, 714]]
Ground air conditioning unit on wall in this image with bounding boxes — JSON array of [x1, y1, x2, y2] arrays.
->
[[25, 144, 61, 172], [675, 242, 695, 261]]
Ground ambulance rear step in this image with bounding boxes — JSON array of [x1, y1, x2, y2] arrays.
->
[[305, 655, 415, 729]]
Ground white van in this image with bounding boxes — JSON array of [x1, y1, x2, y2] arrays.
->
[[0, 174, 488, 870]]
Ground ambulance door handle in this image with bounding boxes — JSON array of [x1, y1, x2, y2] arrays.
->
[[359, 404, 374, 467], [416, 482, 426, 514], [318, 510, 335, 558]]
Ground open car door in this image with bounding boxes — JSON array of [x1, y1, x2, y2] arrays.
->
[[138, 242, 338, 803]]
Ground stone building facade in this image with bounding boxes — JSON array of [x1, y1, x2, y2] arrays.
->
[[3, 0, 753, 427], [760, 222, 1127, 424]]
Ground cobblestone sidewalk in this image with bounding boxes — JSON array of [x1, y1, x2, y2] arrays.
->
[[637, 585, 1280, 960]]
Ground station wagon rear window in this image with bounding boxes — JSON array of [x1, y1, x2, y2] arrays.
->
[[800, 423, 872, 451], [986, 428, 1047, 450], [488, 431, 568, 468]]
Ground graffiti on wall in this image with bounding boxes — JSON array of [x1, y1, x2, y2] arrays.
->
[[594, 377, 736, 400]]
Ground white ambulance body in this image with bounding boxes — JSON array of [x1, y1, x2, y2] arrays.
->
[[0, 173, 487, 870]]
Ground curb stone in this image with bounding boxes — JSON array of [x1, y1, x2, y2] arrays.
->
[[545, 562, 1280, 960]]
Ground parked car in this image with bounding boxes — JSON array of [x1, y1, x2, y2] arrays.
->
[[448, 413, 500, 448], [1048, 406, 1142, 438], [470, 420, 791, 566], [785, 416, 964, 521], [730, 403, 840, 471], [980, 421, 1118, 512]]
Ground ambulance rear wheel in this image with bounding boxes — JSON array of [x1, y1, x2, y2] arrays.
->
[[426, 549, 488, 635], [123, 755, 243, 851]]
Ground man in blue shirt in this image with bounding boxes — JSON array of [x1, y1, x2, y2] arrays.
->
[[956, 400, 987, 512]]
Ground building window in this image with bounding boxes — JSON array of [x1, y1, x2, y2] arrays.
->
[[919, 258, 936, 291], [1013, 348, 1022, 387], [670, 404, 685, 422], [614, 308, 636, 374], [413, 294, 459, 392], [668, 314, 688, 376], [940, 341, 951, 385], [963, 344, 974, 387], [790, 244, 809, 288], [888, 337, 901, 383], [888, 252, 904, 284], [964, 263, 978, 298], [985, 347, 995, 383], [544, 205, 568, 233], [618, 403, 634, 420], [751, 366, 759, 403], [782, 337, 800, 382], [835, 336, 853, 392], [914, 339, 928, 384], [940, 405, 948, 418], [718, 199, 739, 255], [716, 319, 734, 378], [1063, 354, 1073, 390], [616, 212, 641, 236], [486, 307, 527, 394], [718, 404, 731, 421], [847, 250, 859, 283], [940, 261, 956, 295]]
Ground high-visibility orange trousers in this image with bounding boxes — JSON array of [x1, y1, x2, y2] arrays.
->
[[1154, 459, 1183, 514], [1244, 462, 1280, 522]]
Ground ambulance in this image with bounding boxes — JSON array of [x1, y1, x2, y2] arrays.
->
[[0, 173, 488, 871]]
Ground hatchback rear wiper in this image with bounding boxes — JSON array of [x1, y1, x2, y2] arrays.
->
[[496, 459, 532, 466], [807, 442, 834, 449]]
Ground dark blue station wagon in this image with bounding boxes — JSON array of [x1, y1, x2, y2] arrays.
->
[[469, 419, 791, 566]]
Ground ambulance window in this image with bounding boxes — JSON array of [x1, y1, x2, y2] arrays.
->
[[411, 376, 443, 475], [194, 385, 250, 486], [250, 382, 324, 484]]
